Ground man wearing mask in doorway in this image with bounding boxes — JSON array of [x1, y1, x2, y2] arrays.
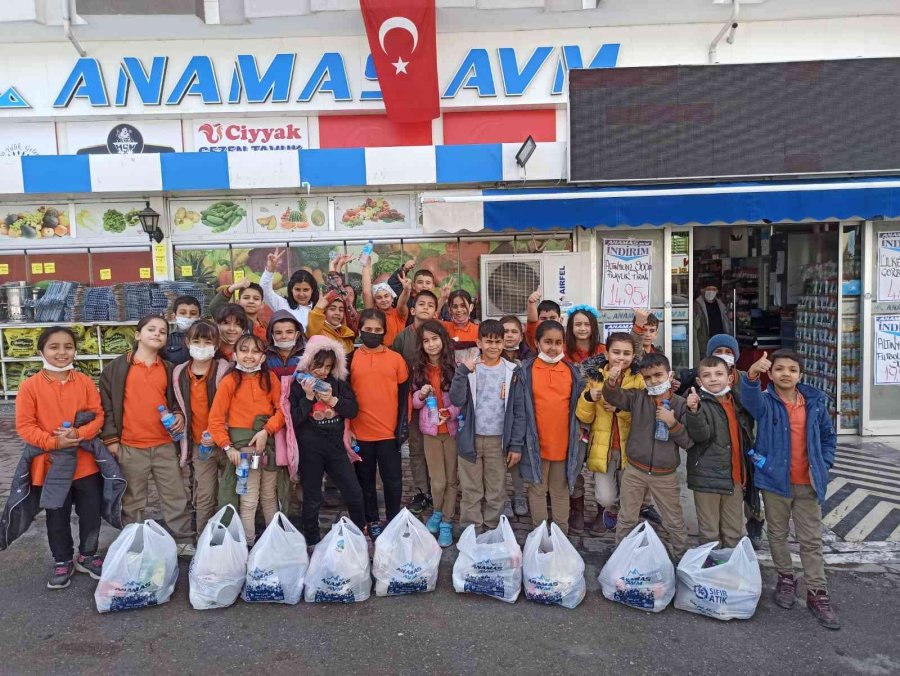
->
[[694, 282, 732, 359]]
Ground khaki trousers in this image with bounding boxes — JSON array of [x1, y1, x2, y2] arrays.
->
[[423, 433, 458, 521], [241, 467, 279, 545], [408, 409, 431, 494], [528, 459, 570, 533], [693, 482, 746, 548], [762, 484, 827, 590], [457, 435, 506, 530], [191, 442, 229, 535], [617, 464, 687, 560], [120, 443, 194, 543]]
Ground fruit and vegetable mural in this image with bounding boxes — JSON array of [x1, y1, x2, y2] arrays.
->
[[2, 205, 70, 239], [72, 202, 146, 237], [251, 197, 328, 233], [170, 199, 249, 235], [334, 196, 410, 230]]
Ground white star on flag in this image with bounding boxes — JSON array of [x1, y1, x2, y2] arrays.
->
[[392, 57, 409, 74]]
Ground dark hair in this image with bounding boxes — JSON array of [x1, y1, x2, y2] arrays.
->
[[215, 303, 250, 332], [536, 319, 565, 343], [645, 313, 660, 328], [38, 326, 78, 353], [770, 348, 804, 373], [537, 300, 561, 317], [310, 349, 337, 373], [413, 320, 456, 391], [414, 269, 435, 282], [606, 331, 636, 352], [698, 356, 728, 370], [478, 319, 504, 340], [359, 307, 386, 330], [499, 315, 523, 331], [134, 314, 169, 353], [239, 282, 264, 299], [565, 309, 600, 360], [172, 295, 201, 314], [185, 319, 220, 345], [226, 334, 272, 392], [286, 269, 320, 310], [447, 290, 473, 307], [638, 351, 671, 373], [414, 289, 438, 307]]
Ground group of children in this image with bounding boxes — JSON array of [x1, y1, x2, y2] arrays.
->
[[11, 253, 840, 629]]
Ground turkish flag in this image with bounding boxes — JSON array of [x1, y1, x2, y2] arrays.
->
[[360, 0, 440, 123]]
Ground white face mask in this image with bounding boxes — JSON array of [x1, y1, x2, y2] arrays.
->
[[716, 353, 736, 367], [41, 357, 74, 372], [189, 345, 216, 362], [646, 380, 670, 396], [701, 385, 731, 397], [175, 317, 197, 332], [235, 362, 262, 373], [274, 339, 296, 350], [703, 290, 718, 303], [537, 351, 565, 364]]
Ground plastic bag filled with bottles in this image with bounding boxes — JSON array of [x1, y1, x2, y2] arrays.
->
[[189, 504, 248, 610], [522, 521, 586, 609], [373, 508, 442, 597], [598, 521, 675, 613], [675, 538, 761, 620], [304, 517, 371, 603], [243, 512, 308, 605], [452, 515, 522, 604]]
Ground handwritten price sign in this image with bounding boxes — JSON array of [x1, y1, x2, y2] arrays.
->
[[878, 232, 900, 302], [602, 239, 652, 309], [875, 314, 900, 386]]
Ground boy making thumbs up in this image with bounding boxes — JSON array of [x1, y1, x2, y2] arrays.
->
[[684, 357, 754, 548]]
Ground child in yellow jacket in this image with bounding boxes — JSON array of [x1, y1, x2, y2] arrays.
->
[[306, 289, 356, 356]]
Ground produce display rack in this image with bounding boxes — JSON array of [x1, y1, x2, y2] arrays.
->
[[0, 321, 138, 398]]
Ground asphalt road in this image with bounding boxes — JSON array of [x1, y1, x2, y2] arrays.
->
[[1, 524, 899, 676]]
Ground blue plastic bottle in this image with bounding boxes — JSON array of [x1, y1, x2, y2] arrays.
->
[[654, 400, 671, 442], [157, 405, 185, 442], [747, 448, 766, 469], [199, 431, 214, 461], [425, 394, 440, 424], [236, 453, 250, 495], [359, 240, 374, 266]]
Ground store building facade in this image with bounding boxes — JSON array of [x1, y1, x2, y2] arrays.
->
[[1, 2, 900, 434]]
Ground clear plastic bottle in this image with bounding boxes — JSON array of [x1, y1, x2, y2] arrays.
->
[[654, 400, 670, 442], [359, 240, 374, 267], [157, 405, 185, 442], [296, 371, 331, 394], [236, 453, 250, 495], [425, 394, 440, 424], [199, 430, 214, 461], [457, 413, 465, 431]]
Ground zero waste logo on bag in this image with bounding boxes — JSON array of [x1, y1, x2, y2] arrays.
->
[[693, 585, 729, 604]]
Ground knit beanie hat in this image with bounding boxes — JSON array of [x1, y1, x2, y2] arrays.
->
[[706, 334, 740, 360]]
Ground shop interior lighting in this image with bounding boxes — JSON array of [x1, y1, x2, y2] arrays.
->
[[138, 201, 164, 244], [515, 136, 537, 168]]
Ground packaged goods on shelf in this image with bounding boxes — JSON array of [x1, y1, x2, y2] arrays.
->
[[3, 327, 40, 357], [6, 362, 41, 390], [75, 360, 102, 384], [33, 281, 79, 323], [102, 326, 136, 354]]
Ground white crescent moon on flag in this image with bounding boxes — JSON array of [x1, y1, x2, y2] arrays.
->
[[378, 16, 418, 54]]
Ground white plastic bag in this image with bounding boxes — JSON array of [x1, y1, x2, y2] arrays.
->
[[598, 521, 675, 613], [675, 537, 762, 620], [522, 521, 586, 609], [189, 504, 248, 610], [94, 520, 178, 613], [373, 508, 442, 597], [452, 515, 522, 603], [243, 512, 309, 605], [304, 517, 371, 603]]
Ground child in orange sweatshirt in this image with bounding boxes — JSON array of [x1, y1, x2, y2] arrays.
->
[[208, 334, 285, 545]]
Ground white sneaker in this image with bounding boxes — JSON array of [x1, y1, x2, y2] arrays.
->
[[176, 543, 197, 558]]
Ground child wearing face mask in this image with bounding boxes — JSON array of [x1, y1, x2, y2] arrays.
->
[[349, 309, 409, 542], [362, 255, 410, 346], [684, 356, 754, 549], [264, 311, 305, 484], [289, 335, 365, 544], [307, 289, 356, 355], [565, 306, 605, 364], [410, 320, 461, 547], [511, 321, 585, 535], [170, 320, 231, 534], [100, 314, 195, 557], [215, 304, 251, 362], [602, 351, 692, 560], [166, 295, 201, 366], [440, 289, 480, 363], [207, 334, 285, 545]]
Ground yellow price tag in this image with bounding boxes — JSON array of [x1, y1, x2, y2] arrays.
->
[[180, 265, 193, 278], [44, 262, 56, 274], [139, 267, 151, 279], [0, 264, 9, 275], [99, 268, 112, 281], [153, 242, 168, 277], [31, 262, 44, 274], [233, 269, 245, 281]]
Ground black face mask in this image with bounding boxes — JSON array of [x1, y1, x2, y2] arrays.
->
[[359, 330, 383, 349]]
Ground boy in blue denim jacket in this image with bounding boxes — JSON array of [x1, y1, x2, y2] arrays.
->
[[741, 349, 839, 630]]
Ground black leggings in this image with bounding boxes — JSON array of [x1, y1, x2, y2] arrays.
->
[[300, 441, 365, 544], [354, 439, 402, 524], [37, 472, 103, 563]]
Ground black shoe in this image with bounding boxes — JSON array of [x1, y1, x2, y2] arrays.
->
[[366, 521, 384, 542], [640, 505, 663, 526], [47, 561, 75, 589], [746, 518, 764, 550], [408, 492, 432, 515], [74, 553, 104, 580]]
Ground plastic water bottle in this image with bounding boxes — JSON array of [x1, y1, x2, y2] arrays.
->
[[457, 413, 465, 431], [157, 405, 185, 442], [236, 453, 250, 495], [654, 400, 670, 442], [351, 443, 360, 454], [425, 394, 440, 424], [747, 448, 766, 469], [296, 371, 331, 394], [62, 421, 72, 430], [328, 249, 337, 262], [198, 431, 214, 461], [359, 240, 374, 267]]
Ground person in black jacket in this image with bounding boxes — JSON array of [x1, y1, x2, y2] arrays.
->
[[289, 334, 364, 545]]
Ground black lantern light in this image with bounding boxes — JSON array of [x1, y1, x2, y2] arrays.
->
[[138, 201, 163, 244]]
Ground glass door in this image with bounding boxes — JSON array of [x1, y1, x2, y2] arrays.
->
[[669, 228, 692, 372]]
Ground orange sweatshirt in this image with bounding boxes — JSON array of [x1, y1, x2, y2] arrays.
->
[[16, 371, 104, 486], [306, 307, 356, 355], [382, 306, 408, 347], [207, 371, 285, 448]]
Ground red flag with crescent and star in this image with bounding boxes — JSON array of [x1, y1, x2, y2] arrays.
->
[[359, 0, 440, 123]]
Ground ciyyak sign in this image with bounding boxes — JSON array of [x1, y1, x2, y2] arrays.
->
[[192, 117, 309, 152]]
